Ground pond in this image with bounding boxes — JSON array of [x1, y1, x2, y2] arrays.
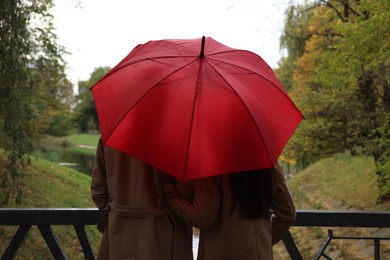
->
[[35, 146, 95, 176]]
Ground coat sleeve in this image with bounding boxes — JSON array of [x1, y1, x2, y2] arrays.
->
[[91, 138, 109, 213], [165, 177, 221, 230], [270, 164, 296, 244]]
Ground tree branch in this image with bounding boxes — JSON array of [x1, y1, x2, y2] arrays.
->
[[319, 0, 348, 22], [324, 0, 370, 20], [285, 31, 344, 42]]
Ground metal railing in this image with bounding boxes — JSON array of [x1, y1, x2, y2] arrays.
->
[[0, 209, 389, 259], [0, 208, 98, 260], [283, 210, 390, 259]]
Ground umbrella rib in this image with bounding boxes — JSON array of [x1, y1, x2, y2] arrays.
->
[[93, 48, 260, 88], [203, 58, 274, 164], [206, 53, 302, 113], [182, 60, 204, 179], [91, 55, 197, 89], [103, 57, 200, 146]]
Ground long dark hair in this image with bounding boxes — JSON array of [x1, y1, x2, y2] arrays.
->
[[229, 168, 273, 219]]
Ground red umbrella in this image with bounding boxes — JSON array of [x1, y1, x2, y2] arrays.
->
[[91, 36, 303, 182]]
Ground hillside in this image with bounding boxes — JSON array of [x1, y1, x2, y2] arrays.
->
[[274, 153, 390, 259], [0, 157, 101, 259], [288, 153, 389, 211]]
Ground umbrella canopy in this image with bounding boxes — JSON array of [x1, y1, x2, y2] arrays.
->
[[91, 36, 303, 181]]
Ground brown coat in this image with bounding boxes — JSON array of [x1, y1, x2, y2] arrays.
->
[[165, 165, 295, 260], [91, 138, 194, 260]]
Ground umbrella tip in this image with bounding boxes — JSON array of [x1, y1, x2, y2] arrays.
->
[[199, 36, 205, 58]]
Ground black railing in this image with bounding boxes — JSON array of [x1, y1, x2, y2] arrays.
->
[[0, 209, 389, 259], [283, 210, 390, 259], [0, 208, 98, 260]]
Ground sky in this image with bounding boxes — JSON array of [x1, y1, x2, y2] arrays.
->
[[52, 0, 298, 91]]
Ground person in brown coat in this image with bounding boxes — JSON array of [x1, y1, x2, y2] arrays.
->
[[91, 138, 194, 260], [164, 163, 295, 260]]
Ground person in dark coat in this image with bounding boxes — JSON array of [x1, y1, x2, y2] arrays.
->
[[91, 138, 194, 260], [164, 163, 295, 260]]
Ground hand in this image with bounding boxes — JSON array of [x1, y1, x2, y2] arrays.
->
[[163, 183, 176, 194]]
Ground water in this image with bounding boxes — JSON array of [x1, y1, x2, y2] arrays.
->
[[35, 146, 95, 176]]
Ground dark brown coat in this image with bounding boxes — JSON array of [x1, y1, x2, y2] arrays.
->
[[91, 138, 194, 260], [165, 164, 295, 260]]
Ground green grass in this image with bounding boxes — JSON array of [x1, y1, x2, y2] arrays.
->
[[273, 153, 390, 259], [23, 158, 95, 207], [0, 156, 101, 259], [64, 134, 100, 148], [288, 153, 386, 210], [0, 134, 100, 258]]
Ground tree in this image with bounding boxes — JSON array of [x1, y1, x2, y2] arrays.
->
[[0, 0, 72, 205], [30, 57, 74, 137], [277, 0, 390, 200], [73, 66, 110, 133], [318, 0, 390, 200], [276, 4, 315, 170]]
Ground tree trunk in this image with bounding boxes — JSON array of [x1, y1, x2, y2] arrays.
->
[[359, 71, 390, 201]]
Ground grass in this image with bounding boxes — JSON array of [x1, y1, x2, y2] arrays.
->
[[1, 134, 101, 258], [23, 158, 94, 207], [288, 153, 385, 210], [0, 155, 101, 259], [64, 134, 100, 148], [273, 153, 390, 259]]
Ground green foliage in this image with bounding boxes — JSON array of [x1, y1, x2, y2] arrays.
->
[[73, 67, 110, 133], [45, 110, 73, 137], [279, 4, 312, 62], [277, 0, 390, 199], [0, 0, 73, 205], [375, 113, 390, 200], [29, 57, 74, 137], [1, 0, 34, 205]]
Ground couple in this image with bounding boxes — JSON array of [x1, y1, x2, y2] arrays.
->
[[91, 138, 296, 260]]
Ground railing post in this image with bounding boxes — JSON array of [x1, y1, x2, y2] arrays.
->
[[74, 224, 95, 260], [282, 231, 303, 260], [374, 238, 380, 260], [315, 229, 334, 260], [37, 225, 68, 259], [2, 225, 31, 260]]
